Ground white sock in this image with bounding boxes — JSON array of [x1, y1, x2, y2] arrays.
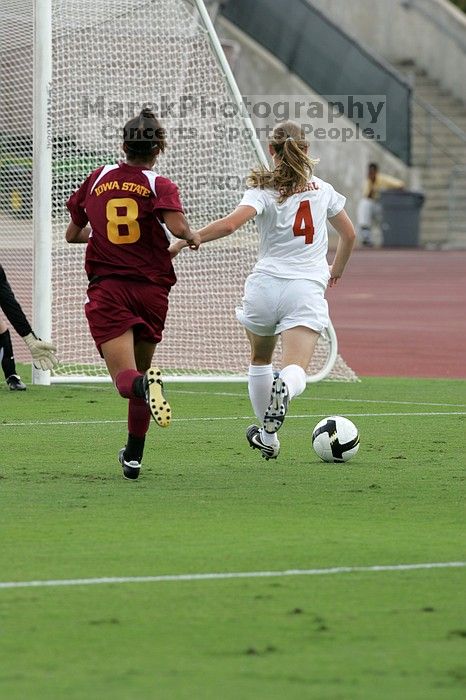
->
[[279, 364, 306, 400], [248, 363, 274, 423], [260, 427, 279, 446]]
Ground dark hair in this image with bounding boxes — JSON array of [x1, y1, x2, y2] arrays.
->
[[368, 162, 379, 171], [123, 109, 166, 160]]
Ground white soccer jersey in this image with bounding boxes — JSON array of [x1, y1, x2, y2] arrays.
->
[[239, 176, 346, 286]]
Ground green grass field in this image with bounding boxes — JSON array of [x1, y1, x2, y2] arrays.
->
[[1, 371, 465, 699]]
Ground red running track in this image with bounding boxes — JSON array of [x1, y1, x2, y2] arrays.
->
[[328, 249, 466, 379]]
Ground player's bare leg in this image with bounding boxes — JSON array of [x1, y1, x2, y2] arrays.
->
[[103, 332, 170, 426], [281, 326, 320, 370], [246, 329, 277, 418], [264, 326, 319, 433], [135, 340, 171, 428], [101, 330, 143, 478], [245, 330, 281, 455], [102, 331, 170, 479], [101, 329, 139, 381]]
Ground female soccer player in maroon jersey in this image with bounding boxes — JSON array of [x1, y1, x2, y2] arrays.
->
[[66, 109, 200, 480]]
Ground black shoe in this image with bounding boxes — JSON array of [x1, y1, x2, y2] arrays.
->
[[143, 367, 171, 427], [246, 425, 280, 460], [263, 377, 289, 434], [6, 374, 27, 391], [118, 448, 141, 480]]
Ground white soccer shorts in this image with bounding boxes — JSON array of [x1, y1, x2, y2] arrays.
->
[[235, 272, 329, 336]]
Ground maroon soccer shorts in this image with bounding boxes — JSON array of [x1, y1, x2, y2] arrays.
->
[[85, 277, 171, 355]]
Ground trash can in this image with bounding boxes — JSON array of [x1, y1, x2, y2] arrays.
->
[[380, 190, 425, 248]]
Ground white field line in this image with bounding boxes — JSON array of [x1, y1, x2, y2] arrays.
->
[[0, 561, 464, 591], [1, 411, 466, 428]]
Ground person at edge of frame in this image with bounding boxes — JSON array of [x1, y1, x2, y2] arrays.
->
[[0, 263, 58, 390]]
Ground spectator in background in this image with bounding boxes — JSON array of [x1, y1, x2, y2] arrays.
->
[[357, 163, 404, 246], [0, 263, 58, 390]]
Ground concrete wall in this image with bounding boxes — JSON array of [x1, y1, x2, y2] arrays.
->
[[308, 0, 466, 104], [218, 18, 411, 245]]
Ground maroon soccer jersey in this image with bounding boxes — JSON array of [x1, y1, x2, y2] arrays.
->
[[67, 162, 183, 286]]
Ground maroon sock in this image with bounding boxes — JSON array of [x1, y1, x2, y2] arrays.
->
[[115, 369, 143, 399], [128, 397, 151, 438]]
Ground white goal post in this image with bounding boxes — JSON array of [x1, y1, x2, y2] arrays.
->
[[0, 0, 358, 384]]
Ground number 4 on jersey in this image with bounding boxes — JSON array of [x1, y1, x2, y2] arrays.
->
[[293, 200, 315, 244]]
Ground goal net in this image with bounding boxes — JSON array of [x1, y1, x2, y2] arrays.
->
[[0, 0, 358, 383]]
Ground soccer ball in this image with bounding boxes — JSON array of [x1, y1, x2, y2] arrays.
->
[[312, 416, 360, 463]]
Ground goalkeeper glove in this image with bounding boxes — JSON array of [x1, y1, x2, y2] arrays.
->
[[23, 332, 58, 371]]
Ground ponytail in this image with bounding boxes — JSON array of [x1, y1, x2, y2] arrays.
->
[[247, 121, 319, 202], [123, 108, 166, 160]]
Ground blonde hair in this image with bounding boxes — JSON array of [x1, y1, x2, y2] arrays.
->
[[247, 121, 319, 202]]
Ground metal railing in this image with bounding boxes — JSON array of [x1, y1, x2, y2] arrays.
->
[[447, 165, 466, 248], [220, 0, 412, 164], [401, 0, 466, 54], [413, 95, 466, 167], [411, 95, 466, 248]]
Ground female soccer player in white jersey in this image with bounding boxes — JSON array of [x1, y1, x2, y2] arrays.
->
[[172, 120, 355, 460]]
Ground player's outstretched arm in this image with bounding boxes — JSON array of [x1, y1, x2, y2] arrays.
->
[[0, 263, 33, 337], [327, 209, 356, 288], [66, 222, 91, 243], [162, 211, 200, 250], [169, 205, 256, 258], [197, 205, 256, 243], [0, 263, 58, 370]]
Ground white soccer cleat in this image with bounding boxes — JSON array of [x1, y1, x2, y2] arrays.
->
[[246, 425, 280, 460], [263, 377, 290, 434]]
